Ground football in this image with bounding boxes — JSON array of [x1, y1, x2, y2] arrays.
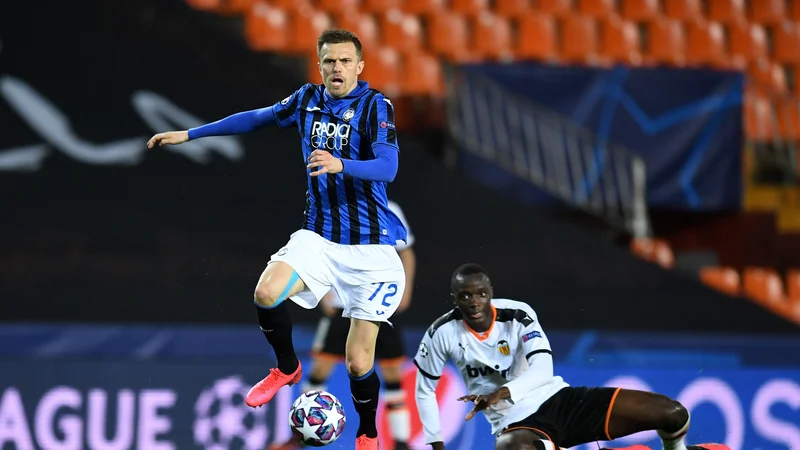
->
[[289, 390, 346, 446]]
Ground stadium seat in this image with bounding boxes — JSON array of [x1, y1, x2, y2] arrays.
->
[[427, 11, 471, 62], [773, 21, 800, 64], [316, 0, 359, 14], [629, 238, 675, 269], [403, 52, 443, 95], [600, 15, 642, 65], [787, 269, 800, 299], [645, 17, 686, 66], [748, 59, 788, 94], [402, 0, 446, 15], [537, 0, 573, 17], [379, 10, 423, 54], [743, 266, 785, 305], [561, 16, 599, 63], [494, 0, 530, 18], [451, 0, 489, 17], [728, 22, 768, 64], [226, 0, 259, 14], [577, 0, 616, 18], [333, 12, 379, 50], [473, 12, 513, 61], [749, 0, 786, 26], [663, 0, 702, 21], [360, 0, 401, 14], [699, 266, 741, 296], [744, 88, 777, 139], [185, 0, 222, 12], [245, 3, 290, 52], [289, 6, 332, 53], [685, 20, 728, 68], [793, 0, 800, 21], [708, 0, 746, 24], [516, 12, 557, 61], [306, 53, 321, 84], [776, 99, 800, 139], [360, 47, 401, 95], [620, 0, 660, 21]]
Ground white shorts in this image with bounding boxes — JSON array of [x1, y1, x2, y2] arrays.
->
[[268, 229, 405, 322]]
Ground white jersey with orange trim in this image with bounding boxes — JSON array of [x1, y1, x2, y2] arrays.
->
[[413, 298, 569, 443]]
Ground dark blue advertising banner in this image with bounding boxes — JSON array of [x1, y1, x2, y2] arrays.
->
[[462, 64, 744, 211]]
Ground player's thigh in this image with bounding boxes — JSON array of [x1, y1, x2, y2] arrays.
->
[[607, 388, 688, 439], [261, 230, 334, 308], [530, 386, 618, 448], [254, 261, 306, 306], [496, 429, 552, 450], [343, 318, 381, 376]]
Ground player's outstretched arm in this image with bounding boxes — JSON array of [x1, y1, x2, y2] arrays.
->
[[146, 106, 278, 148], [415, 370, 445, 450]]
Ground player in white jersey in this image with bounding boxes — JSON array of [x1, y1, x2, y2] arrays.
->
[[414, 263, 723, 450]]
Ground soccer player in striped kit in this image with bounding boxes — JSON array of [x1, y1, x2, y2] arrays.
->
[[147, 29, 405, 450]]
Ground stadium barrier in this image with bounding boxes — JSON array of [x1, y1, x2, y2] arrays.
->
[[1, 325, 798, 450]]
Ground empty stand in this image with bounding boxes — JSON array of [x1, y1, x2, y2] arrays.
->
[[621, 0, 660, 21], [561, 15, 599, 63], [708, 0, 746, 24], [577, 0, 615, 18], [699, 266, 741, 296], [517, 12, 558, 60], [663, 0, 702, 21], [685, 20, 728, 67], [601, 15, 642, 65], [743, 266, 786, 305], [644, 17, 686, 66]]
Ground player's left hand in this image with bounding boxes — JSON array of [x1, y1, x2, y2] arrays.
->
[[307, 150, 343, 177], [458, 387, 510, 421]]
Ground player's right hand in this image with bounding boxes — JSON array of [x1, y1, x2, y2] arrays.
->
[[147, 130, 189, 148]]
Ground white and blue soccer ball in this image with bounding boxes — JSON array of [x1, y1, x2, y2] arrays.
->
[[289, 390, 346, 447]]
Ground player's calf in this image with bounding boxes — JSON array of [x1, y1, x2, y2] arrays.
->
[[345, 318, 381, 440]]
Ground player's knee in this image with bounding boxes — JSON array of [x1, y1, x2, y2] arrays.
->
[[654, 395, 689, 430], [345, 354, 373, 378], [254, 283, 282, 308], [496, 433, 550, 450]]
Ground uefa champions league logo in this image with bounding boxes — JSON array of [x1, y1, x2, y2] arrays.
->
[[193, 376, 269, 450]]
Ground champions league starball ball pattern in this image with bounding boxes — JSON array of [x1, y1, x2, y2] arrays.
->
[[289, 390, 346, 446]]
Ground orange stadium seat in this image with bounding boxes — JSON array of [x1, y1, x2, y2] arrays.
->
[[226, 0, 259, 14], [601, 16, 642, 65], [645, 17, 686, 66], [289, 7, 331, 53], [473, 12, 513, 60], [729, 22, 768, 63], [494, 0, 530, 18], [787, 269, 800, 299], [316, 0, 359, 14], [245, 3, 290, 52], [793, 0, 800, 21], [379, 10, 423, 54], [663, 0, 702, 21], [561, 16, 599, 63], [185, 0, 222, 12], [685, 21, 728, 67], [537, 0, 573, 17], [773, 21, 800, 64], [776, 99, 800, 139], [517, 12, 558, 60], [333, 12, 379, 50], [750, 0, 786, 26], [403, 52, 444, 95], [743, 266, 785, 305], [620, 0, 660, 21], [427, 11, 471, 62], [451, 0, 489, 17], [360, 47, 401, 95], [699, 266, 741, 296], [708, 0, 746, 24], [360, 0, 401, 14], [306, 53, 321, 84], [402, 0, 446, 15], [630, 238, 674, 269], [577, 0, 616, 18], [744, 88, 777, 139], [749, 59, 788, 93]]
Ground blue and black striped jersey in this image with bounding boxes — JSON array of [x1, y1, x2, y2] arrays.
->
[[272, 81, 406, 246]]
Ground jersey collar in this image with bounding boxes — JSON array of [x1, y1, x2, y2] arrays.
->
[[464, 304, 497, 342], [322, 80, 370, 104]]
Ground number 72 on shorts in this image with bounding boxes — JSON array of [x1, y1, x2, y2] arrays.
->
[[369, 282, 397, 316]]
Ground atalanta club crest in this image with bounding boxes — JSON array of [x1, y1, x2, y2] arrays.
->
[[342, 108, 355, 122]]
